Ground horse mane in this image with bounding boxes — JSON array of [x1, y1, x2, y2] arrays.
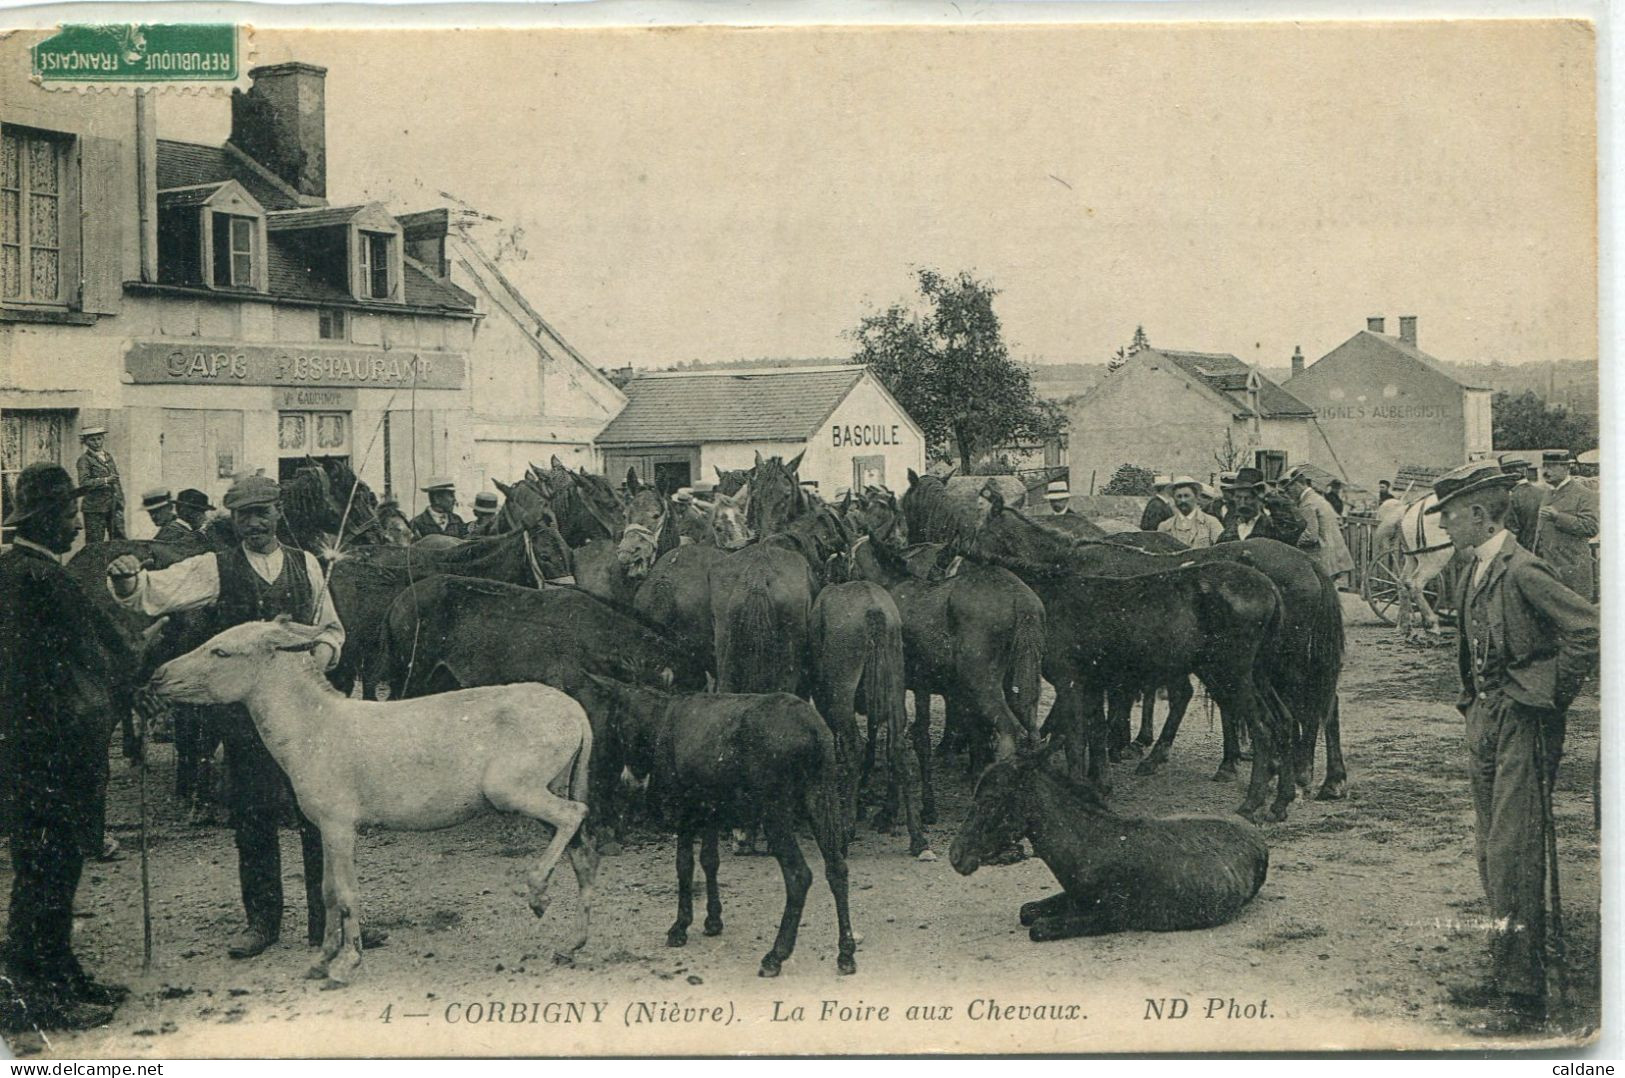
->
[[903, 473, 979, 545], [1000, 750, 1116, 816]]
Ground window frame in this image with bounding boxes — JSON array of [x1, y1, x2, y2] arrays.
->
[[1, 125, 75, 308], [208, 210, 261, 290], [318, 307, 348, 341], [360, 231, 393, 301]]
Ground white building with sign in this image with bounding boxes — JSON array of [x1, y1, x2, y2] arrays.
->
[[596, 365, 925, 496], [2, 57, 484, 537]]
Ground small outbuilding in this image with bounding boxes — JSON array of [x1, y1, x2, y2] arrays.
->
[[595, 365, 926, 495]]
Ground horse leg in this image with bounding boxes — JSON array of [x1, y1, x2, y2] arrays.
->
[[1081, 686, 1109, 791], [1209, 670, 1281, 822], [758, 809, 814, 978], [488, 777, 589, 922], [668, 829, 696, 947], [1106, 689, 1134, 763], [318, 826, 363, 987], [1135, 689, 1157, 752], [700, 830, 724, 937], [860, 710, 881, 809], [912, 689, 937, 825], [1028, 896, 1115, 942], [806, 789, 858, 976], [1416, 560, 1445, 639], [1019, 891, 1072, 926], [1315, 694, 1348, 800], [890, 708, 930, 859], [545, 830, 600, 966], [1214, 691, 1241, 782], [305, 831, 343, 982], [1137, 675, 1195, 776]]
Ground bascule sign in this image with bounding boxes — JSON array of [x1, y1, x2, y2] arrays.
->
[[125, 341, 466, 390]]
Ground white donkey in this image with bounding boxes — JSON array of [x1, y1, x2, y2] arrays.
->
[[1371, 491, 1456, 642], [149, 617, 597, 986]]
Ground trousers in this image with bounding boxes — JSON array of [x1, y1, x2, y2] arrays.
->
[[81, 511, 125, 545], [3, 818, 85, 984], [1465, 691, 1565, 999], [220, 706, 324, 941]]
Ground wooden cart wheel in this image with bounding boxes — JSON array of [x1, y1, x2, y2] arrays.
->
[[1363, 550, 1404, 625]]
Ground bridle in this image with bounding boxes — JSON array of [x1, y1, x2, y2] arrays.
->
[[522, 526, 574, 588]]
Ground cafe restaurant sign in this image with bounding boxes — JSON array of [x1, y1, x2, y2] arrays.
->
[[126, 341, 466, 391]]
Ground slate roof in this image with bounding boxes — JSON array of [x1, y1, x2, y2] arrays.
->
[[598, 366, 867, 446], [156, 140, 301, 211], [1352, 331, 1492, 391], [259, 241, 474, 311], [156, 183, 228, 211], [1152, 349, 1315, 419], [266, 206, 369, 231]]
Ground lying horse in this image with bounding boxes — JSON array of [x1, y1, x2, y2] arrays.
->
[[580, 675, 856, 976], [150, 617, 597, 985], [950, 747, 1268, 939]]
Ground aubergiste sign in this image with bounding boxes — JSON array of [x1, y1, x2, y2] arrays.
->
[[125, 341, 466, 390]]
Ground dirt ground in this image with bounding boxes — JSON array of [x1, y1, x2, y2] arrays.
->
[[2, 595, 1603, 1058]]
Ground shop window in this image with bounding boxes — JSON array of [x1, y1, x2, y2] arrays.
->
[[1, 126, 72, 306], [318, 308, 348, 340]]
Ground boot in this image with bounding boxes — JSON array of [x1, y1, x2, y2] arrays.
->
[[226, 925, 278, 960]]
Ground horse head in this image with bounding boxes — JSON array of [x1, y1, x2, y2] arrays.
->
[[704, 483, 753, 550], [745, 452, 807, 538], [714, 465, 752, 497], [375, 502, 415, 546], [569, 468, 628, 539], [149, 616, 323, 707], [617, 487, 672, 580], [949, 739, 1068, 876], [849, 487, 908, 548]]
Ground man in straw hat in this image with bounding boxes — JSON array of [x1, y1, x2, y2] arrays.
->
[[1138, 474, 1175, 532], [411, 477, 467, 539], [466, 491, 501, 538], [75, 425, 125, 543], [1533, 450, 1598, 600], [1041, 477, 1075, 516], [142, 488, 189, 546], [105, 473, 379, 961], [1, 464, 133, 1031], [1427, 461, 1598, 1034], [1156, 476, 1222, 548]]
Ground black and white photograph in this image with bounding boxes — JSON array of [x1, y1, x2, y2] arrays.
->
[[0, 10, 1607, 1058]]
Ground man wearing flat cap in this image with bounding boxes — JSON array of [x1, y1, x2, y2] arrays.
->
[[105, 473, 372, 961], [1498, 455, 1544, 553], [1430, 461, 1598, 1034], [1533, 451, 1598, 600], [1, 464, 135, 1032], [75, 426, 125, 544], [411, 477, 467, 539]]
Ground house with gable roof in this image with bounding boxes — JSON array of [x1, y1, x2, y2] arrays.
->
[[1284, 316, 1493, 488], [1064, 345, 1319, 492]]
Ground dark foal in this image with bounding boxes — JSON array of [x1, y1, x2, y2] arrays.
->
[[950, 749, 1269, 940], [580, 676, 857, 977]]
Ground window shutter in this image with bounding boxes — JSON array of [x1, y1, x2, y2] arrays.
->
[[77, 134, 125, 314]]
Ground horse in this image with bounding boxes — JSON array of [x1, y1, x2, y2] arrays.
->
[[840, 487, 909, 549], [375, 502, 415, 546], [808, 579, 930, 858], [1371, 490, 1455, 642], [614, 471, 681, 588], [743, 450, 810, 539], [949, 745, 1268, 939], [149, 617, 597, 985], [276, 457, 386, 558], [848, 536, 1045, 823], [900, 469, 984, 546], [578, 674, 856, 977], [325, 508, 575, 699], [964, 498, 1295, 823]]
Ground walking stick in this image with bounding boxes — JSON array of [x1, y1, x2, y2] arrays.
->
[[1533, 718, 1568, 1006], [137, 698, 153, 972]]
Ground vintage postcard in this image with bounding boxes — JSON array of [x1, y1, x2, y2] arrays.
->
[[0, 8, 1606, 1060]]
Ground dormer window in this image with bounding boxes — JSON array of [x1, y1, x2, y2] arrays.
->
[[359, 231, 393, 300], [212, 213, 257, 288]]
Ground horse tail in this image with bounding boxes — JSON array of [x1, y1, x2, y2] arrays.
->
[[1009, 599, 1045, 740], [861, 604, 907, 829], [568, 703, 593, 809], [803, 724, 850, 858], [720, 570, 782, 693]]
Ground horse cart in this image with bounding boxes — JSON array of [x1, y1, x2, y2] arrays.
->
[[1343, 512, 1465, 627]]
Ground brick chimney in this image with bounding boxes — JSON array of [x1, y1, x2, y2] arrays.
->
[[230, 62, 328, 198], [1366, 316, 1386, 334], [1290, 345, 1305, 377], [1398, 315, 1417, 346]]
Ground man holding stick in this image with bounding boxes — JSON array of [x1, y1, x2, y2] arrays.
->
[[1430, 461, 1599, 1035]]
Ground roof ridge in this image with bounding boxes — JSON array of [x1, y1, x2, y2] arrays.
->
[[632, 364, 864, 380]]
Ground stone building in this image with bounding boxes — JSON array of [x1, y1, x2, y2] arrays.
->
[[2, 58, 487, 537], [1284, 316, 1493, 488]]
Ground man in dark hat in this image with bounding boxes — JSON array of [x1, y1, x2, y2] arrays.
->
[[1377, 479, 1396, 505], [106, 474, 380, 960], [75, 426, 125, 543], [142, 488, 188, 546], [1217, 468, 1295, 543], [1534, 451, 1598, 599], [174, 488, 215, 535], [1, 464, 133, 1032], [1499, 454, 1544, 552], [411, 477, 467, 539], [1429, 461, 1598, 1034]]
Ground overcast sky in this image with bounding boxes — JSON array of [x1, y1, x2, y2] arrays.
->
[[160, 22, 1597, 370]]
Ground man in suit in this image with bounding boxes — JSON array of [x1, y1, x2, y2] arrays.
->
[[1284, 467, 1354, 582], [1138, 475, 1174, 531], [410, 478, 467, 539], [1431, 461, 1598, 1035], [1534, 451, 1599, 600], [1217, 468, 1294, 543], [1157, 476, 1222, 548], [465, 491, 500, 538], [142, 489, 189, 545], [107, 475, 383, 960], [1041, 478, 1076, 516], [75, 426, 125, 543], [1499, 454, 1545, 552], [1, 464, 134, 1032]]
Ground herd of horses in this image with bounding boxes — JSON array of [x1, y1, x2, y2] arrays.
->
[[72, 451, 1349, 982]]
